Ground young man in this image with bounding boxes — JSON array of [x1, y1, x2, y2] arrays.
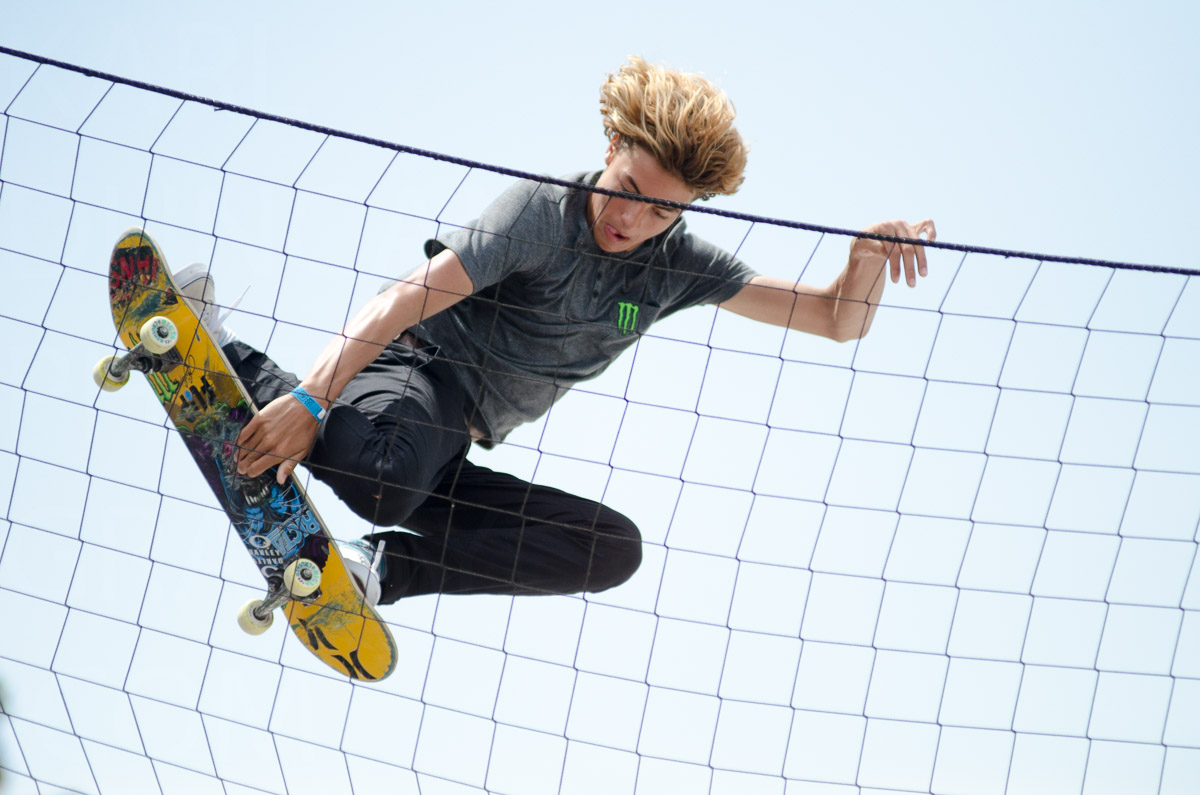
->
[[187, 57, 935, 607]]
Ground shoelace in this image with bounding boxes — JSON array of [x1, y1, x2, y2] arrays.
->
[[369, 539, 387, 580], [206, 285, 248, 329]]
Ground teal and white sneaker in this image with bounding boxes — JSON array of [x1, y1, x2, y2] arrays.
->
[[175, 262, 238, 348], [338, 538, 387, 608]]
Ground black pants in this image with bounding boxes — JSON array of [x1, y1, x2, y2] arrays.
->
[[224, 339, 642, 604]]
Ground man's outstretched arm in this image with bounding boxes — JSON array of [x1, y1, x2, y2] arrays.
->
[[719, 219, 936, 342], [235, 248, 474, 482]]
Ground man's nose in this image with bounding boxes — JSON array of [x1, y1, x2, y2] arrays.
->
[[618, 199, 644, 225]]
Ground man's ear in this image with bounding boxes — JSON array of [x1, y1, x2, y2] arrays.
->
[[604, 134, 620, 165]]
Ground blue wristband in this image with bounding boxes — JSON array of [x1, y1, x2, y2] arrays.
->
[[290, 386, 327, 422]]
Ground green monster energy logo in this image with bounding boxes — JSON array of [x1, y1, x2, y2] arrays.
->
[[617, 301, 640, 336]]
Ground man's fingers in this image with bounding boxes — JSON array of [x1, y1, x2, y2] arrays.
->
[[236, 415, 259, 452], [271, 448, 310, 483], [904, 220, 935, 283], [236, 448, 257, 474], [915, 219, 935, 279], [241, 451, 266, 477], [238, 437, 277, 477], [236, 415, 270, 472], [248, 452, 282, 479], [236, 435, 263, 473], [861, 218, 936, 287]]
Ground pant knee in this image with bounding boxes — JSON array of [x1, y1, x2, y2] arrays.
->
[[588, 510, 643, 592]]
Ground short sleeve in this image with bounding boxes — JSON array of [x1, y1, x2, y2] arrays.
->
[[664, 231, 759, 310], [425, 178, 564, 292]]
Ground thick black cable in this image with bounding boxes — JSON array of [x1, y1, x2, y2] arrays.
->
[[0, 45, 1193, 277]]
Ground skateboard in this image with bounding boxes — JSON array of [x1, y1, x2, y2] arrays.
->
[[96, 228, 396, 681]]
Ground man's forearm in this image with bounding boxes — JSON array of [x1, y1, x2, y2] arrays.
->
[[298, 287, 416, 407], [827, 252, 889, 341], [297, 251, 474, 408]]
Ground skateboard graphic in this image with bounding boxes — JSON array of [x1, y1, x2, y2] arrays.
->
[[97, 228, 397, 681]]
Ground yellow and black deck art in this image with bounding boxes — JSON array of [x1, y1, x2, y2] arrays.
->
[[101, 228, 396, 681]]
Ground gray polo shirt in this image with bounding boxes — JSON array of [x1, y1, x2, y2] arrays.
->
[[416, 171, 757, 444]]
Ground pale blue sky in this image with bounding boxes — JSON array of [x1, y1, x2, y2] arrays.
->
[[4, 0, 1198, 268], [1, 2, 1198, 794]]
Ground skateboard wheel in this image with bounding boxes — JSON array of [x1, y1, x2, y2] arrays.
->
[[237, 599, 274, 635], [140, 316, 178, 354], [284, 558, 322, 598], [93, 355, 129, 391]]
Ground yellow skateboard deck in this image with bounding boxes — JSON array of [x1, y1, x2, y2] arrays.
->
[[101, 228, 396, 680]]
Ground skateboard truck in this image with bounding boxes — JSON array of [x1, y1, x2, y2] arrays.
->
[[94, 315, 183, 391], [237, 558, 322, 635]]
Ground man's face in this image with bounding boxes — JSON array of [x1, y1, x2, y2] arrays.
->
[[588, 138, 696, 253]]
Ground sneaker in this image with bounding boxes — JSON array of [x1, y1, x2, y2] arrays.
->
[[176, 262, 237, 347], [338, 538, 387, 608]]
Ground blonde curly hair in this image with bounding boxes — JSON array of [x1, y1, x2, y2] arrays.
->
[[600, 56, 748, 200]]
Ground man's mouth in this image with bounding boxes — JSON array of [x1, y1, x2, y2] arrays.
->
[[605, 224, 628, 243]]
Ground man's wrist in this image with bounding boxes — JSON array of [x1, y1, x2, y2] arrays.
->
[[289, 386, 327, 422]]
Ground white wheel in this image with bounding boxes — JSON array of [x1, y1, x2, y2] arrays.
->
[[140, 316, 178, 354], [284, 558, 322, 598], [237, 599, 274, 635], [93, 355, 129, 392]]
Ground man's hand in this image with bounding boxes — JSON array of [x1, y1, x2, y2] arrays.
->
[[236, 393, 322, 483], [851, 219, 937, 287]]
